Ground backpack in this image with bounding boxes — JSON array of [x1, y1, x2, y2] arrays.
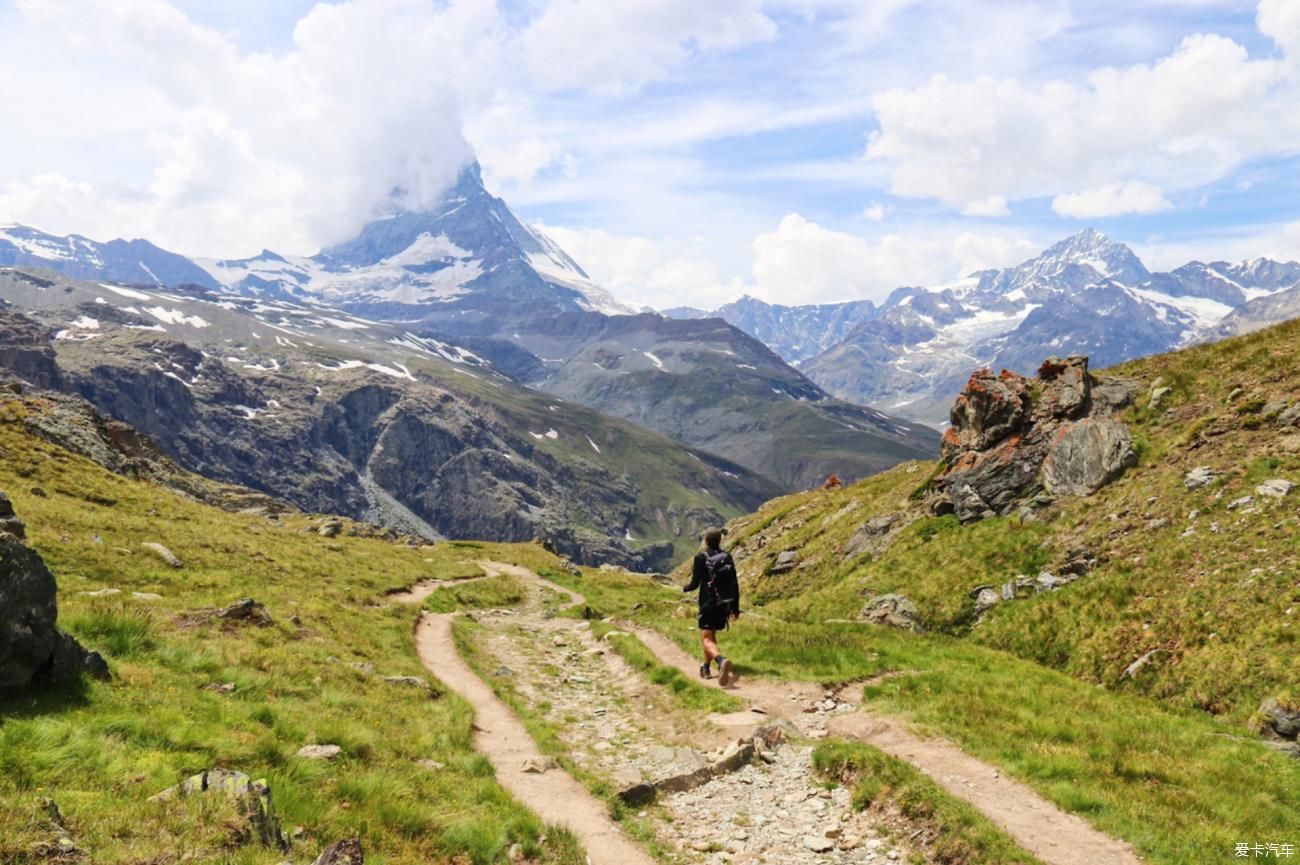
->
[[701, 549, 734, 612]]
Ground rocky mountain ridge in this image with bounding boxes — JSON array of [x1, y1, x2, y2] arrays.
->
[[0, 267, 778, 570]]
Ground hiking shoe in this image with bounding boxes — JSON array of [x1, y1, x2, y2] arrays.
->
[[716, 656, 734, 687], [699, 663, 713, 680]]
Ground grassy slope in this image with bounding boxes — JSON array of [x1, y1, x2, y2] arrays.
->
[[0, 403, 585, 865], [701, 318, 1300, 725]]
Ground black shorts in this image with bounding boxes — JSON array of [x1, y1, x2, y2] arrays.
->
[[697, 605, 730, 631]]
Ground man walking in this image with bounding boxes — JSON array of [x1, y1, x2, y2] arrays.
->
[[683, 528, 741, 686]]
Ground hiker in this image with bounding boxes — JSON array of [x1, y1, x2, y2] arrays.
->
[[683, 528, 741, 685]]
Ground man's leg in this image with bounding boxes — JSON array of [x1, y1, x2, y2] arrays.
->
[[700, 628, 720, 665]]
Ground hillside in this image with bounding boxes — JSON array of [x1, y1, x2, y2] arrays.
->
[[0, 267, 778, 570], [693, 317, 1300, 732]]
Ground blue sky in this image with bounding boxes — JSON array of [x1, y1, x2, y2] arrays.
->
[[0, 0, 1297, 308]]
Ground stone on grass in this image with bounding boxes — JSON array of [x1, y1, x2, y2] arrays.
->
[[216, 598, 274, 627], [150, 768, 287, 850], [858, 594, 923, 633], [1256, 479, 1295, 499], [1184, 467, 1219, 489], [381, 675, 433, 691], [1258, 698, 1300, 741], [312, 838, 363, 865], [770, 550, 800, 574], [141, 542, 182, 568], [297, 744, 342, 761]]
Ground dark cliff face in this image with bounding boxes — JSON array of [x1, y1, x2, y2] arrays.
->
[[0, 307, 63, 390]]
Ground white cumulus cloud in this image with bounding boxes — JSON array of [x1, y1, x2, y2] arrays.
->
[[1051, 181, 1173, 218], [867, 20, 1300, 215]]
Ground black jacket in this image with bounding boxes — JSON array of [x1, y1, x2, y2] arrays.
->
[[684, 548, 741, 614]]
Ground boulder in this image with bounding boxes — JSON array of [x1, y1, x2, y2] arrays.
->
[[970, 585, 1000, 613], [942, 368, 1029, 457], [312, 838, 364, 865], [1041, 418, 1138, 497], [1258, 698, 1300, 741], [769, 550, 799, 574], [1, 528, 108, 691], [1184, 467, 1219, 489], [930, 356, 1136, 521], [858, 594, 923, 633], [1256, 479, 1295, 499], [843, 513, 902, 557], [1277, 404, 1300, 428], [1037, 355, 1091, 418]]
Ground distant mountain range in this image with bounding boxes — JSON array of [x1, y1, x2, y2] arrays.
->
[[680, 228, 1300, 425], [0, 162, 937, 543]]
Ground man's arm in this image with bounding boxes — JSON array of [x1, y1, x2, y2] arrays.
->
[[683, 553, 703, 593]]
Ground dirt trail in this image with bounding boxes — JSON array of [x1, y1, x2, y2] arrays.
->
[[523, 565, 1144, 865], [414, 610, 657, 865]]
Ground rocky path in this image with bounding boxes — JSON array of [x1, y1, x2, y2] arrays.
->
[[620, 621, 1142, 865], [403, 563, 1145, 865], [413, 599, 658, 865]]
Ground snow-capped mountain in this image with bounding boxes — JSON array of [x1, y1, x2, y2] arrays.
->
[[698, 229, 1300, 426], [693, 295, 879, 363], [0, 224, 219, 290], [198, 162, 639, 325]]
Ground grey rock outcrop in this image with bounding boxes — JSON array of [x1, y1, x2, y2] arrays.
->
[[0, 501, 108, 691], [929, 356, 1137, 522], [1257, 698, 1300, 741], [858, 594, 923, 632], [1041, 418, 1137, 497], [150, 767, 288, 851]]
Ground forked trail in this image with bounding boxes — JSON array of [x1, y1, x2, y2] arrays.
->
[[403, 562, 1145, 865], [409, 566, 656, 865]]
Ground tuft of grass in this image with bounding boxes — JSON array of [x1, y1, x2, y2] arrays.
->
[[423, 574, 524, 614], [64, 602, 156, 657], [814, 742, 1045, 865], [589, 623, 743, 714]]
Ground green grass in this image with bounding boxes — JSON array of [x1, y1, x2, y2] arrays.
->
[[588, 622, 743, 714], [423, 574, 523, 614], [813, 742, 1046, 865], [0, 409, 586, 865], [546, 566, 1300, 865]]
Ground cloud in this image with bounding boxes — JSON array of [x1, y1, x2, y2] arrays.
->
[[1259, 0, 1300, 57], [520, 0, 777, 94], [548, 215, 1043, 309], [748, 214, 1040, 304], [1051, 180, 1173, 217], [960, 196, 1011, 217], [867, 20, 1300, 215], [0, 0, 500, 255], [862, 202, 887, 221], [538, 224, 743, 309]]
